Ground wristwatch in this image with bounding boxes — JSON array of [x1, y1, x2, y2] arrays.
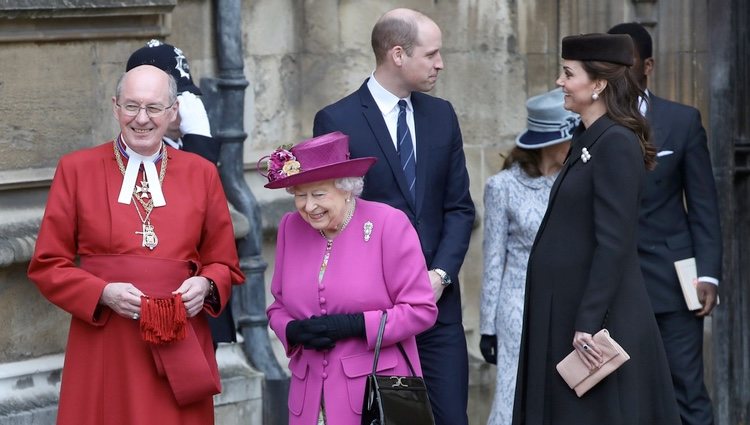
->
[[203, 277, 219, 307], [432, 268, 452, 286]]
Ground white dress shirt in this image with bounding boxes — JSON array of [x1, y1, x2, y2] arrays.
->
[[366, 73, 417, 160]]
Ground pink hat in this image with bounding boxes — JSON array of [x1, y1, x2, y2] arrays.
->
[[259, 131, 377, 189]]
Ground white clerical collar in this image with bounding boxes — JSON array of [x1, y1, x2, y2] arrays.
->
[[367, 73, 413, 115], [116, 136, 167, 207]]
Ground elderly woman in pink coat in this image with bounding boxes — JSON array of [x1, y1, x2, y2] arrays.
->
[[260, 131, 438, 425]]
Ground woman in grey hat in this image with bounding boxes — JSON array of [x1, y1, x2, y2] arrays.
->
[[512, 34, 681, 424], [479, 88, 577, 425]]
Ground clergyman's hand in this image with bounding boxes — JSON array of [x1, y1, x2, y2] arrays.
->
[[173, 276, 211, 317], [100, 282, 144, 320]]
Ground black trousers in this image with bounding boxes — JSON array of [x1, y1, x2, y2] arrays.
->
[[656, 310, 714, 425], [416, 321, 469, 425]]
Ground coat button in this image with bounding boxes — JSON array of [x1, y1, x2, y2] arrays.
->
[[322, 360, 328, 366], [319, 297, 326, 304], [321, 309, 327, 315], [322, 372, 328, 379]]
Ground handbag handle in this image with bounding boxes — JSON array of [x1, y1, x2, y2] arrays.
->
[[370, 311, 417, 376]]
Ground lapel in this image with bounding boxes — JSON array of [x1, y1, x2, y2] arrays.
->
[[357, 82, 416, 212], [532, 116, 617, 249], [411, 94, 429, 215], [646, 93, 671, 150]]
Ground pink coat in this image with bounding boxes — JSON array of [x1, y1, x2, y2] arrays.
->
[[267, 199, 438, 425]]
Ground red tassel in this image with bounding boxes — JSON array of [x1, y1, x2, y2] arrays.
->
[[140, 294, 187, 344]]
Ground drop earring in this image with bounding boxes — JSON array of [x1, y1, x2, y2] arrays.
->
[[592, 92, 599, 100]]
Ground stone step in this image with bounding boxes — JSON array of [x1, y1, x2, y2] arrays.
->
[[0, 343, 263, 425]]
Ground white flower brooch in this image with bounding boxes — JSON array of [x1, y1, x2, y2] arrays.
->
[[364, 221, 373, 242]]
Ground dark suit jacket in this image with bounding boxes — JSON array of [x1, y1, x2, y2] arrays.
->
[[313, 81, 475, 324], [513, 116, 680, 425], [182, 133, 220, 164], [638, 94, 722, 313]]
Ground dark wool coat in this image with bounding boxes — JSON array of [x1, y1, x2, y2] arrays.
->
[[512, 116, 681, 425]]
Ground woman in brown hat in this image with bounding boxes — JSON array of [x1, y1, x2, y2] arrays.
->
[[260, 131, 438, 425], [480, 87, 578, 425], [512, 34, 681, 424]]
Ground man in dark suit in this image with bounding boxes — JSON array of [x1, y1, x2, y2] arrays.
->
[[609, 23, 722, 425], [313, 8, 475, 425]]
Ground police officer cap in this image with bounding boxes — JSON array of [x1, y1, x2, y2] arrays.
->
[[126, 39, 201, 95]]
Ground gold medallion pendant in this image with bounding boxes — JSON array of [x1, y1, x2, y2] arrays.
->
[[136, 223, 159, 250], [113, 139, 168, 251]]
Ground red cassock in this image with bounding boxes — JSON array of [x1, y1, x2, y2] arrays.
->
[[27, 142, 244, 425]]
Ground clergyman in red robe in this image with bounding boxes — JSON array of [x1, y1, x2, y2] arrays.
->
[[28, 65, 244, 425]]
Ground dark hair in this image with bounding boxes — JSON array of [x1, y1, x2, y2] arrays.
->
[[502, 147, 543, 177], [371, 15, 419, 65], [581, 60, 656, 170], [608, 23, 653, 60]]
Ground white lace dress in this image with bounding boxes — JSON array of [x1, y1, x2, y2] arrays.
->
[[480, 163, 556, 425]]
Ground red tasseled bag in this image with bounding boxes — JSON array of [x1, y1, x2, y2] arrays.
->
[[139, 293, 187, 344]]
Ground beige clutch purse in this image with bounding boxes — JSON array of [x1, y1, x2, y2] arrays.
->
[[555, 329, 630, 397]]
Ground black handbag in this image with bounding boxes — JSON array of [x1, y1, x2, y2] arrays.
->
[[360, 311, 436, 425]]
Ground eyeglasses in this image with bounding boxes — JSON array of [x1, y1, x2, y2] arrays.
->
[[116, 101, 176, 117]]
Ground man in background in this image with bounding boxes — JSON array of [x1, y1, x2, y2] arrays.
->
[[609, 22, 722, 425], [313, 8, 475, 425]]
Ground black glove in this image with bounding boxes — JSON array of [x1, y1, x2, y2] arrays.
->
[[479, 334, 498, 365], [307, 313, 365, 342], [286, 319, 334, 350]]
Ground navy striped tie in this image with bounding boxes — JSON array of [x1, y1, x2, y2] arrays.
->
[[397, 100, 416, 200]]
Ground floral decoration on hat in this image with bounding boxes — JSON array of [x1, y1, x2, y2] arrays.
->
[[259, 145, 302, 183], [257, 132, 376, 189]]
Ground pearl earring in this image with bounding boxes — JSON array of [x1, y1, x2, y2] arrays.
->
[[592, 92, 599, 101]]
